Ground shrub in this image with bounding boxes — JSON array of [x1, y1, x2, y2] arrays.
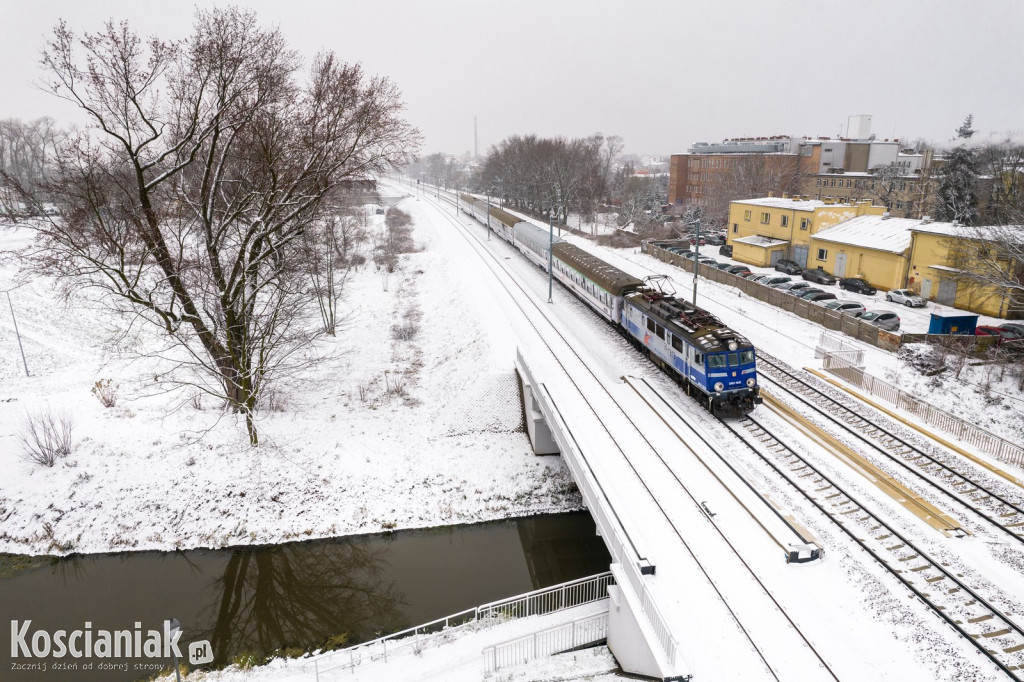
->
[[18, 407, 73, 467], [91, 379, 118, 407]]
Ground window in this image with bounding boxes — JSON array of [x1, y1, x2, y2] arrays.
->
[[846, 179, 852, 188], [816, 248, 828, 261], [733, 223, 738, 233], [760, 212, 770, 224], [740, 350, 754, 364], [744, 210, 751, 221], [800, 218, 810, 231], [671, 335, 683, 352], [708, 355, 727, 368], [647, 318, 656, 333], [780, 215, 789, 227], [728, 353, 739, 367], [655, 323, 665, 339], [830, 179, 836, 187], [695, 352, 703, 364]]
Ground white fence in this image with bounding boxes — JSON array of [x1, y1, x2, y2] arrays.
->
[[482, 608, 609, 673], [820, 354, 1024, 469], [308, 572, 613, 680]]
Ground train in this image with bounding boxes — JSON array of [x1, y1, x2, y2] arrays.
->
[[457, 193, 762, 417]]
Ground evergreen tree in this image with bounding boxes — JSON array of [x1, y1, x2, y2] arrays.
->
[[936, 115, 980, 224]]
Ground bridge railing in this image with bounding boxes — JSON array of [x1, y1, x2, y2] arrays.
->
[[534, 380, 679, 668], [308, 571, 613, 680], [482, 608, 610, 673]]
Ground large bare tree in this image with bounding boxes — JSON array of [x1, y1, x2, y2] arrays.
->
[[27, 8, 419, 444]]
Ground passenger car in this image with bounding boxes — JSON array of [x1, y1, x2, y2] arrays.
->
[[758, 275, 792, 286], [697, 256, 717, 265], [776, 281, 812, 293], [976, 326, 1024, 344], [999, 323, 1024, 336], [821, 300, 866, 316], [726, 265, 752, 276], [859, 310, 901, 331], [802, 268, 837, 285], [718, 244, 733, 257], [712, 261, 733, 270], [839, 277, 877, 295], [885, 288, 926, 307], [774, 259, 803, 275], [803, 292, 837, 303], [796, 288, 826, 299]]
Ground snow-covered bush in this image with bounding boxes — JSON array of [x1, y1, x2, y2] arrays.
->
[[91, 378, 118, 407], [18, 407, 73, 467]]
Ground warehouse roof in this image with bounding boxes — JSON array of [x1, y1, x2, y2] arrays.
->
[[812, 215, 917, 253]]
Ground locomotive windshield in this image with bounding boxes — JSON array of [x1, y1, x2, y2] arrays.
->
[[707, 350, 755, 368]]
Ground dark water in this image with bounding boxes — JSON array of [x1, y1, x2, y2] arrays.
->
[[0, 512, 609, 681]]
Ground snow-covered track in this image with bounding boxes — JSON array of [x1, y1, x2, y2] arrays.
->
[[724, 413, 1024, 679], [756, 354, 1024, 552]]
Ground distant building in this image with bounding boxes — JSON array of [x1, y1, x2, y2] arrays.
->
[[669, 117, 938, 221]]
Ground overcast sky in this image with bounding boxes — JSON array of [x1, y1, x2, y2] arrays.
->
[[2, 0, 1022, 157]]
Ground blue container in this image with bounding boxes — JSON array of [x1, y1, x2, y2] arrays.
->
[[927, 312, 978, 335]]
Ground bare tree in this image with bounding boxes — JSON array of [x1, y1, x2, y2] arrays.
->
[[26, 8, 419, 445], [0, 117, 67, 216]]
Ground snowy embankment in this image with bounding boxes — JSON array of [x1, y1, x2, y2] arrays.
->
[[0, 199, 582, 557]]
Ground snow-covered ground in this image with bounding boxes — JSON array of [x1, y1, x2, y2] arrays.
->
[[0, 197, 582, 556]]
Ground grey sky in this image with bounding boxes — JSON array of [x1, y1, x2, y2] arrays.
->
[[2, 0, 1022, 156]]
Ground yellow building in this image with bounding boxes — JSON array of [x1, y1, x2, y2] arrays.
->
[[727, 197, 885, 267], [908, 223, 1019, 318], [808, 215, 913, 290]]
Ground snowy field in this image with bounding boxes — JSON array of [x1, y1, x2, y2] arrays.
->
[[0, 197, 583, 556]]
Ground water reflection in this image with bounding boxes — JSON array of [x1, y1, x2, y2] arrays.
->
[[0, 512, 610, 681], [201, 540, 404, 663]]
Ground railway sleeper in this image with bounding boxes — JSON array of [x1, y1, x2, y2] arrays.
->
[[1003, 643, 1024, 653], [968, 613, 992, 623]]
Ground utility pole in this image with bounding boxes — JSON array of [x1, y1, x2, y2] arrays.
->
[[691, 218, 701, 306], [548, 188, 561, 304], [6, 289, 29, 376]]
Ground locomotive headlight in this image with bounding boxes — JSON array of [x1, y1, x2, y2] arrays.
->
[[728, 341, 738, 351], [746, 378, 756, 388], [713, 382, 725, 392]]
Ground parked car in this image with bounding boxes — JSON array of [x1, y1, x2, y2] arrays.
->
[[803, 292, 838, 303], [859, 310, 901, 331], [726, 265, 752, 276], [821, 300, 867, 316], [705, 234, 727, 246], [795, 287, 826, 299], [975, 325, 1024, 345], [718, 244, 733, 257], [839, 277, 877, 295], [774, 259, 803, 275], [998, 323, 1024, 337], [758, 275, 792, 286], [689, 236, 706, 246], [996, 326, 1024, 340], [802, 267, 837, 285], [712, 261, 733, 270], [885, 288, 926, 307], [775, 281, 812, 293], [697, 256, 717, 265]]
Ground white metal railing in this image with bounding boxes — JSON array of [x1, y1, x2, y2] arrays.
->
[[820, 354, 1024, 468], [534, 381, 678, 668], [482, 608, 609, 673], [308, 572, 613, 680]]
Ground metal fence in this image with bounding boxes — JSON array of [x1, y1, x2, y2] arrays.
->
[[820, 353, 1024, 468], [308, 572, 614, 680], [482, 608, 609, 673]]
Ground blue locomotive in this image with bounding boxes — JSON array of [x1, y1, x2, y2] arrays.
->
[[458, 193, 761, 416]]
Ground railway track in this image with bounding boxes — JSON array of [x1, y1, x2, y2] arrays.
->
[[416, 185, 836, 680], [722, 412, 1024, 679], [755, 354, 1024, 551]]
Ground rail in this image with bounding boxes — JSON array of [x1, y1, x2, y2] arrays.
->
[[820, 353, 1024, 468], [482, 608, 610, 673], [308, 571, 613, 680]]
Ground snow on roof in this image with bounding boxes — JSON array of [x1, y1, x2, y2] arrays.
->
[[812, 215, 916, 253], [734, 197, 852, 210], [911, 221, 1024, 244], [733, 234, 789, 247]]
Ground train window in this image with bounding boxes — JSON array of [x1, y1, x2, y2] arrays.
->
[[695, 352, 703, 364], [671, 335, 682, 352], [708, 355, 727, 368], [655, 324, 665, 339], [728, 353, 739, 366], [647, 318, 656, 333], [741, 350, 754, 364]]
